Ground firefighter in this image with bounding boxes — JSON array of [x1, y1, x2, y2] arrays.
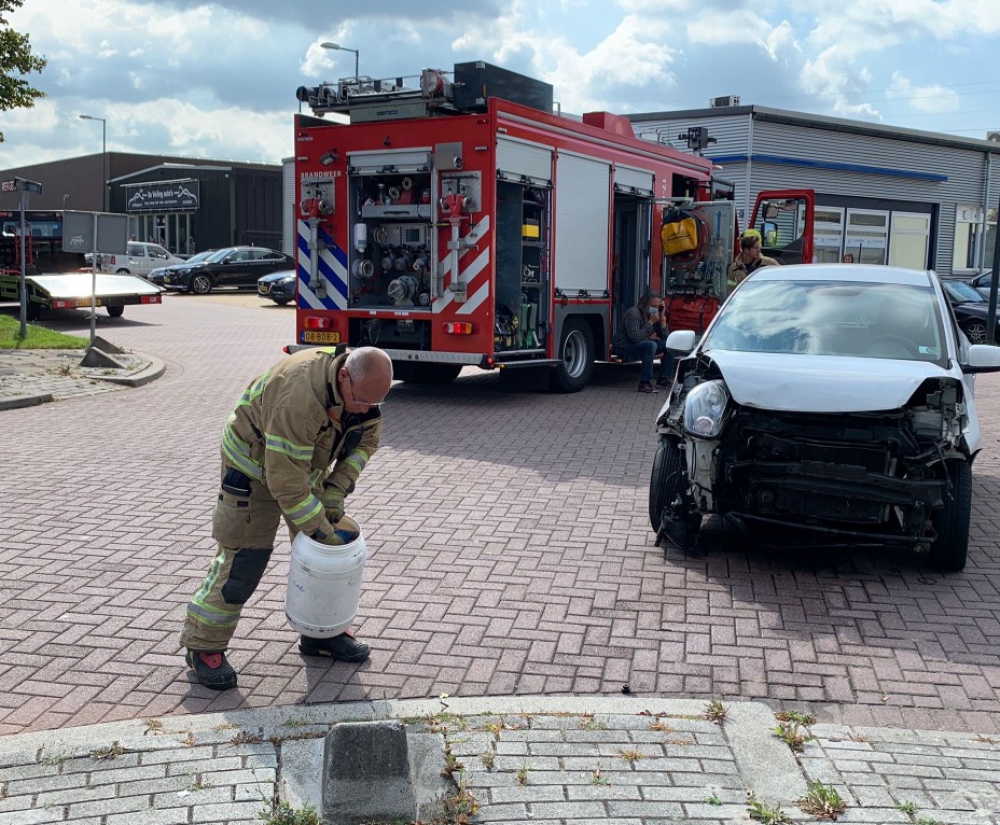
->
[[727, 228, 779, 288], [179, 346, 393, 690]]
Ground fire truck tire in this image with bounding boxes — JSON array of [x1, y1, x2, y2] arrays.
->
[[191, 274, 214, 295], [550, 318, 594, 393], [393, 361, 462, 384], [106, 305, 125, 318]]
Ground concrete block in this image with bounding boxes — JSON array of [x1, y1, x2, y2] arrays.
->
[[322, 720, 449, 825], [80, 347, 127, 369]]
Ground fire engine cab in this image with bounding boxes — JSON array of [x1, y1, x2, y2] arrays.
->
[[292, 61, 726, 391]]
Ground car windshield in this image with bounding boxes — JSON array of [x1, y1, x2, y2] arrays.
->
[[204, 247, 236, 263], [703, 279, 947, 365], [184, 250, 215, 265], [944, 280, 985, 304]]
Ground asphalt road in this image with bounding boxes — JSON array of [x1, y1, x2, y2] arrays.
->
[[2, 290, 1000, 736]]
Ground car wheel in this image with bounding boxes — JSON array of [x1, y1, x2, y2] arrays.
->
[[549, 318, 594, 393], [191, 274, 213, 295], [962, 319, 989, 345], [115, 268, 130, 275], [928, 459, 972, 572], [106, 305, 125, 318], [649, 437, 685, 532], [393, 362, 462, 384]]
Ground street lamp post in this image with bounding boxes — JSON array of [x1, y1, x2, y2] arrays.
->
[[79, 114, 107, 212], [320, 42, 359, 78]]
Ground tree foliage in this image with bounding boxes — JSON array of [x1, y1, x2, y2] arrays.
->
[[0, 0, 46, 143]]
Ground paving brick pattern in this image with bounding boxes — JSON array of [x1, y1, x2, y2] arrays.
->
[[2, 699, 998, 824], [2, 294, 1000, 735]]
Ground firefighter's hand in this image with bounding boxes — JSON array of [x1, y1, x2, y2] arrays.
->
[[319, 531, 347, 546], [320, 486, 346, 524]]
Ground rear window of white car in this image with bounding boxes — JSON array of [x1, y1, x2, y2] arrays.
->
[[704, 280, 947, 365]]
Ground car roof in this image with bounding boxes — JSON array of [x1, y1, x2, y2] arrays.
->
[[752, 263, 934, 286]]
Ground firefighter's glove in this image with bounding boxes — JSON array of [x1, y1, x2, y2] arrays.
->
[[320, 486, 346, 524], [318, 531, 347, 546]]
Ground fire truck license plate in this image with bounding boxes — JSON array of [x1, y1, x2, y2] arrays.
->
[[304, 331, 340, 343]]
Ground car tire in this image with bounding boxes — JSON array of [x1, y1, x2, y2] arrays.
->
[[928, 459, 972, 572], [649, 437, 685, 532], [190, 274, 213, 295], [549, 318, 594, 393], [106, 305, 125, 318], [962, 319, 989, 345], [115, 268, 130, 275]]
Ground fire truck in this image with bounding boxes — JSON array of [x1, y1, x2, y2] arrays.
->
[[290, 61, 808, 391]]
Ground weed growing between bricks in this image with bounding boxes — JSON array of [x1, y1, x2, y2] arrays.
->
[[797, 779, 847, 820], [747, 791, 791, 824]]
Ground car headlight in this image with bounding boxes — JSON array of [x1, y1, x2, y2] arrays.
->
[[683, 380, 730, 438]]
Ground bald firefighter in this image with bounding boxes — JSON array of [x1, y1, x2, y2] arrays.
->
[[180, 346, 393, 690]]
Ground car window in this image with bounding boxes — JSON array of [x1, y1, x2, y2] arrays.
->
[[263, 251, 285, 260], [247, 249, 268, 261], [944, 281, 985, 303], [704, 279, 947, 366], [206, 248, 233, 263], [148, 245, 171, 259], [127, 243, 145, 257]]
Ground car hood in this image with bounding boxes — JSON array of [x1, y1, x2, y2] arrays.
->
[[259, 271, 295, 284], [703, 349, 954, 413]]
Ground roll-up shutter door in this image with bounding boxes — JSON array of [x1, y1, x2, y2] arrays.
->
[[497, 137, 553, 186], [348, 149, 431, 175], [282, 158, 295, 255], [554, 152, 611, 293], [614, 164, 654, 196]]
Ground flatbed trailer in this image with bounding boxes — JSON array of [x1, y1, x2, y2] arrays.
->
[[0, 272, 163, 322]]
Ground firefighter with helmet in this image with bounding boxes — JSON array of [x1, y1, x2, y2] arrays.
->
[[727, 228, 779, 289], [179, 346, 393, 690]]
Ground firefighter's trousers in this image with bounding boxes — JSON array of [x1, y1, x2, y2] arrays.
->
[[179, 465, 290, 652]]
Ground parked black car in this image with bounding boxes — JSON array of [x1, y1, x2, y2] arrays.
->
[[257, 269, 296, 306], [942, 279, 1000, 344], [162, 246, 294, 294], [969, 269, 997, 299], [149, 249, 217, 286]]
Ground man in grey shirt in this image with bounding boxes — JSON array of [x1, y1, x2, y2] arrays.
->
[[614, 290, 673, 393]]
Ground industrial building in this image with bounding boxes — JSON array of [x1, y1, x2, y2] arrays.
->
[[630, 104, 1000, 277]]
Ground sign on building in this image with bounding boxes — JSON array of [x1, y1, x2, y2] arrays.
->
[[124, 179, 201, 212]]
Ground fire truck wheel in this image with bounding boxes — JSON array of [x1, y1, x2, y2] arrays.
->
[[550, 318, 594, 393], [107, 305, 125, 318]]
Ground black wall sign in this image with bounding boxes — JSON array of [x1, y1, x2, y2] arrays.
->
[[125, 179, 200, 212]]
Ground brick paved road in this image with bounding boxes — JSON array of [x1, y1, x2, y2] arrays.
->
[[2, 293, 1000, 736]]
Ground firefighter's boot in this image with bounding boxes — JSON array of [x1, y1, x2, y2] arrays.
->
[[186, 649, 238, 691], [298, 631, 370, 663]]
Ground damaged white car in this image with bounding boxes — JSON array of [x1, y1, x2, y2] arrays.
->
[[649, 265, 1000, 571]]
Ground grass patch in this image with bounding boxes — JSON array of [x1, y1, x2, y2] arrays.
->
[[90, 741, 126, 760], [774, 721, 814, 752], [515, 761, 530, 785], [257, 800, 321, 825], [896, 801, 919, 814], [0, 314, 88, 350], [579, 714, 606, 731], [703, 699, 728, 725], [747, 794, 791, 824], [775, 710, 816, 726], [797, 780, 848, 819], [619, 749, 644, 764], [590, 767, 610, 786]]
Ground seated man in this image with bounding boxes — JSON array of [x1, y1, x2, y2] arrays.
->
[[614, 290, 673, 393]]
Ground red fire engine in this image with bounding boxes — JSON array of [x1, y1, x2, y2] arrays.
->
[[291, 61, 804, 391]]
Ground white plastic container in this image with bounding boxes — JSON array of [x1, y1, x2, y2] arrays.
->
[[285, 516, 367, 639]]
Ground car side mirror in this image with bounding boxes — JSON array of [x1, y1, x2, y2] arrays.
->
[[961, 343, 1000, 373], [665, 330, 697, 353]]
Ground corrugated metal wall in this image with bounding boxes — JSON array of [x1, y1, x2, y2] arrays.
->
[[234, 169, 282, 250], [633, 111, 1000, 277]]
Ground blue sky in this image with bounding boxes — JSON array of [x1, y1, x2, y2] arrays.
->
[[4, 0, 1000, 169]]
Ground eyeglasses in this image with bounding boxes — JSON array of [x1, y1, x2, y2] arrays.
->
[[347, 372, 386, 408]]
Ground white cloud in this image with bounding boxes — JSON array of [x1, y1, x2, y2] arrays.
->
[[887, 71, 961, 114]]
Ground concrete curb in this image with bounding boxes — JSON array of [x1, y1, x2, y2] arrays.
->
[[0, 391, 53, 411], [87, 353, 166, 388]]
